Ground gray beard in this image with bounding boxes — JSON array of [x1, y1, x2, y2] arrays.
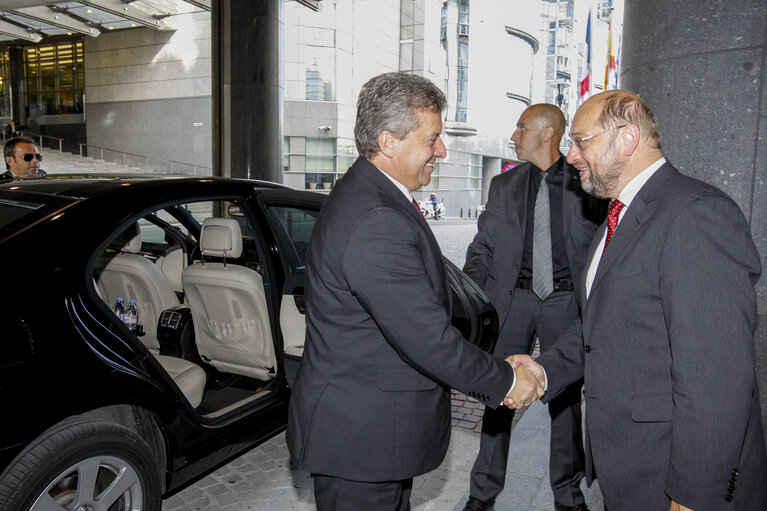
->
[[581, 153, 624, 199]]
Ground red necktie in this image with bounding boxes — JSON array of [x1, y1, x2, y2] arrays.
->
[[603, 199, 625, 253], [412, 198, 424, 218]]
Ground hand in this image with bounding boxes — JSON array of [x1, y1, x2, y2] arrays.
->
[[507, 354, 546, 388], [669, 500, 693, 511], [503, 364, 544, 409]]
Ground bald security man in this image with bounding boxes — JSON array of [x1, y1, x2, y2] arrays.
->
[[462, 104, 605, 511]]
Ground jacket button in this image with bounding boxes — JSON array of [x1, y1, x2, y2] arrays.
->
[[584, 345, 592, 352]]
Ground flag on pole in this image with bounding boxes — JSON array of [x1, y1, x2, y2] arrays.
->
[[603, 18, 618, 89], [579, 11, 591, 100]]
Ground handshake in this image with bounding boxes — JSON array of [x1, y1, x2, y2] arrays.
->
[[503, 355, 545, 409]]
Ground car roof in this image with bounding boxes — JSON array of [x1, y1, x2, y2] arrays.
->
[[0, 173, 291, 200]]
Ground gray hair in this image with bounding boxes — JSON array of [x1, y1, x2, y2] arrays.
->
[[354, 72, 447, 159]]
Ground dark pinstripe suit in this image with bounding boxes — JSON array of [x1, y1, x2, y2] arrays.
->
[[537, 162, 767, 510]]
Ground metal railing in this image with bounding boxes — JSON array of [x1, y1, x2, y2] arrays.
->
[[9, 130, 64, 154], [168, 160, 212, 176], [78, 143, 150, 170]]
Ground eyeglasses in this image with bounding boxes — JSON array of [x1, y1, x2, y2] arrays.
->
[[22, 153, 43, 162], [568, 125, 626, 151]]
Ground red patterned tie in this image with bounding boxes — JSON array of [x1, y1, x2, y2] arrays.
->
[[412, 198, 424, 218], [603, 199, 625, 253]]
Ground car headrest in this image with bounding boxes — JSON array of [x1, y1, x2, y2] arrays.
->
[[112, 223, 141, 254], [200, 217, 243, 259]]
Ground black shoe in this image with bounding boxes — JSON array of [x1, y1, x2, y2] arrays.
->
[[554, 504, 590, 511], [462, 496, 489, 511]]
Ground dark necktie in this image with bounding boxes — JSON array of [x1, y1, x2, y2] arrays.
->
[[603, 199, 625, 254], [412, 198, 424, 218], [532, 172, 553, 301]]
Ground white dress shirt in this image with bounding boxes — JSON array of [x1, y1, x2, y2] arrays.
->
[[585, 157, 666, 298]]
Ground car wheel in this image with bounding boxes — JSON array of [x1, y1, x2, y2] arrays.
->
[[0, 415, 162, 511]]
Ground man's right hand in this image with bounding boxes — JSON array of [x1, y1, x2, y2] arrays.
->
[[508, 354, 546, 384], [503, 359, 545, 409]]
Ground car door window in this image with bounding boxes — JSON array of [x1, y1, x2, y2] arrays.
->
[[267, 206, 319, 273], [265, 205, 320, 366]]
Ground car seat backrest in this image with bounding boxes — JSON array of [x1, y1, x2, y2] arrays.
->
[[182, 217, 276, 380]]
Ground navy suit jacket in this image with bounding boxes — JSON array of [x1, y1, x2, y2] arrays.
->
[[287, 157, 515, 482]]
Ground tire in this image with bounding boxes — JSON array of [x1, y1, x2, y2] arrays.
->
[[0, 415, 162, 511]]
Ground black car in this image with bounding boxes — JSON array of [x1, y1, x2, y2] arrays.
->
[[0, 174, 497, 511]]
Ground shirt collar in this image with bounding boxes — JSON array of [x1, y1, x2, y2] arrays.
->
[[617, 157, 666, 209], [377, 166, 414, 202], [531, 155, 565, 183]]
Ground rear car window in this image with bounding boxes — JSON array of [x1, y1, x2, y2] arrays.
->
[[0, 193, 74, 241]]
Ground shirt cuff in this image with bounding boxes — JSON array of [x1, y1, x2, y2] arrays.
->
[[501, 371, 517, 406]]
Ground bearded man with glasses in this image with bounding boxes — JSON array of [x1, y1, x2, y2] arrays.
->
[[512, 90, 767, 510], [3, 136, 46, 179]]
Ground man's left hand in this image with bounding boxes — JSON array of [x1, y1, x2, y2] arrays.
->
[[669, 500, 693, 511]]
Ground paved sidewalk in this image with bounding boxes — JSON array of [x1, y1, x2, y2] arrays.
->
[[162, 396, 603, 511]]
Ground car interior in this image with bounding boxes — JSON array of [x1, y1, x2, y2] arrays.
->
[[91, 198, 302, 419]]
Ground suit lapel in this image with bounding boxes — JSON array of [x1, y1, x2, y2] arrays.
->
[[354, 157, 449, 292], [560, 159, 580, 240], [506, 164, 530, 237], [587, 163, 676, 298]]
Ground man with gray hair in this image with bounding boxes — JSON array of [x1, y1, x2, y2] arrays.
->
[[287, 72, 543, 510]]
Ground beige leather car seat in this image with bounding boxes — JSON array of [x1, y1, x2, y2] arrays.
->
[[95, 223, 180, 352], [95, 223, 206, 407], [182, 217, 276, 380]]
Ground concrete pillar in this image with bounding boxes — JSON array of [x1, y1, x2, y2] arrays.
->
[[212, 0, 282, 181], [9, 47, 26, 127], [621, 0, 767, 443]]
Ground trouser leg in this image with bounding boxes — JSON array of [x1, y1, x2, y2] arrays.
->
[[537, 290, 586, 507], [469, 404, 515, 502], [547, 380, 586, 506], [469, 290, 538, 502], [313, 474, 413, 511]]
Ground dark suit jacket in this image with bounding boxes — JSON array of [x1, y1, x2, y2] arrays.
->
[[0, 169, 47, 181], [537, 162, 767, 510], [287, 157, 515, 482], [464, 157, 604, 329]]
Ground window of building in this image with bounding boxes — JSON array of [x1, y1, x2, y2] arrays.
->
[[24, 40, 84, 117], [283, 137, 291, 173], [455, 0, 469, 123], [400, 0, 425, 73], [0, 50, 10, 119], [597, 0, 613, 20], [440, 2, 448, 49], [305, 137, 335, 190], [470, 153, 481, 189], [336, 138, 355, 177], [458, 0, 470, 25], [456, 41, 469, 123]]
